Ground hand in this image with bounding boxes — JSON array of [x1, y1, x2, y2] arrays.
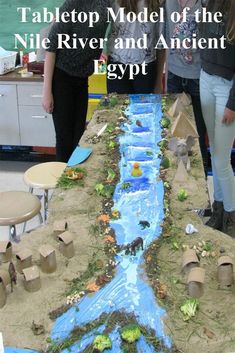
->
[[222, 107, 235, 125], [42, 92, 54, 114]]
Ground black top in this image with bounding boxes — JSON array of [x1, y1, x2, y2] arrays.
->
[[200, 20, 235, 110], [47, 0, 110, 78]]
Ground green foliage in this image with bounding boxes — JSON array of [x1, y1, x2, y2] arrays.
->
[[109, 96, 118, 107], [180, 298, 199, 321], [160, 117, 170, 129], [93, 334, 112, 352], [107, 141, 116, 150], [158, 139, 168, 150], [106, 123, 115, 134], [161, 157, 171, 169], [106, 168, 116, 183], [95, 183, 115, 198], [121, 182, 132, 190], [121, 324, 141, 343], [146, 150, 154, 156], [57, 167, 87, 189], [177, 189, 188, 202]]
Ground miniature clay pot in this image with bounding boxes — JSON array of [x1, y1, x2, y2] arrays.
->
[[0, 241, 12, 263], [39, 245, 57, 274], [58, 231, 75, 259], [16, 249, 33, 274], [0, 270, 10, 287], [182, 249, 199, 274], [23, 266, 41, 292], [0, 279, 7, 308], [217, 256, 234, 287], [187, 267, 205, 298]]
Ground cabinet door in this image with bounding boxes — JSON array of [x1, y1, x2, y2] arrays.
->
[[17, 84, 43, 106], [0, 84, 20, 145], [19, 106, 55, 147]]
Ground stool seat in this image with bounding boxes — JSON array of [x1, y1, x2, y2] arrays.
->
[[24, 162, 66, 190], [0, 191, 41, 226]]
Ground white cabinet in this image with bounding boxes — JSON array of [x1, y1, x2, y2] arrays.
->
[[0, 81, 55, 147], [0, 84, 20, 145]]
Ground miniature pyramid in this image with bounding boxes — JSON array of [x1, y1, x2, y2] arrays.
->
[[167, 97, 186, 118], [178, 92, 191, 106], [171, 112, 199, 138], [173, 160, 188, 183]]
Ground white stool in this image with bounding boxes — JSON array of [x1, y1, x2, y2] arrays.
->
[[23, 162, 66, 222]]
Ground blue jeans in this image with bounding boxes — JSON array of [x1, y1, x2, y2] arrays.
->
[[200, 69, 235, 212], [167, 71, 208, 174]]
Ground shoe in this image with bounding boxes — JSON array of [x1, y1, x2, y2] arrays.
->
[[205, 201, 223, 230], [222, 210, 235, 237]]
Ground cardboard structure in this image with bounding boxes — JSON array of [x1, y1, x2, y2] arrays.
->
[[23, 266, 41, 292], [58, 231, 75, 259], [171, 112, 199, 139], [16, 248, 33, 274], [173, 160, 189, 183], [178, 92, 192, 106], [39, 245, 57, 273], [0, 279, 7, 308], [53, 220, 68, 236], [187, 267, 205, 298], [0, 269, 10, 287], [167, 98, 186, 118], [0, 241, 12, 263], [182, 249, 199, 273], [217, 256, 234, 286]]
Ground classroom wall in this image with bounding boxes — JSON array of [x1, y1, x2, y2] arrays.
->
[[0, 0, 63, 51]]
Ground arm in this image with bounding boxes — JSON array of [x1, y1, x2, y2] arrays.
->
[[222, 79, 235, 125], [42, 51, 56, 113], [154, 48, 166, 94]]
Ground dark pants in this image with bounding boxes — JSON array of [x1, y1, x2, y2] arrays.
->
[[107, 60, 157, 94], [52, 67, 88, 162], [167, 71, 208, 175]]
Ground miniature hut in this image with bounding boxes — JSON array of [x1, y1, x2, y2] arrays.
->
[[0, 270, 10, 287], [0, 278, 7, 308], [167, 97, 186, 118], [0, 241, 12, 263], [53, 220, 68, 236], [23, 266, 41, 292], [171, 112, 199, 139], [187, 267, 205, 298], [16, 248, 33, 274], [39, 245, 57, 273], [182, 249, 200, 274], [58, 231, 75, 259], [217, 256, 234, 287]]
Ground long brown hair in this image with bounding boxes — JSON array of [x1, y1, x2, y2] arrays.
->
[[206, 0, 235, 42], [117, 0, 161, 14]]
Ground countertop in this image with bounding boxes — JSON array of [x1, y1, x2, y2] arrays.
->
[[0, 69, 43, 82]]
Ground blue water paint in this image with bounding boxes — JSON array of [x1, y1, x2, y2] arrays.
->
[[5, 349, 38, 353], [5, 94, 171, 353]]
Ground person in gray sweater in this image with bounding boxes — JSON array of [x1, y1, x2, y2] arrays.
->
[[42, 0, 110, 162], [200, 0, 235, 237], [163, 0, 208, 175]]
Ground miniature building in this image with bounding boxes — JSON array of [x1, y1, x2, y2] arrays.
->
[[23, 266, 41, 292], [58, 231, 75, 259], [173, 160, 188, 184], [187, 267, 205, 298], [178, 92, 192, 106], [171, 112, 199, 139], [182, 249, 199, 273], [167, 97, 186, 118], [0, 270, 10, 287], [39, 245, 57, 273], [0, 278, 7, 308], [0, 241, 12, 263], [217, 256, 234, 286], [53, 220, 68, 236], [16, 248, 33, 274]]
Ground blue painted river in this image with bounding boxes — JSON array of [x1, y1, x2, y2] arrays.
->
[[6, 94, 171, 352]]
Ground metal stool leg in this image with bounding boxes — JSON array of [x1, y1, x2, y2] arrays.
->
[[44, 189, 49, 223], [23, 187, 34, 233], [9, 225, 20, 243]]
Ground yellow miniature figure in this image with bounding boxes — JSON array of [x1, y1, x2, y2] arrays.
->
[[131, 162, 142, 177]]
